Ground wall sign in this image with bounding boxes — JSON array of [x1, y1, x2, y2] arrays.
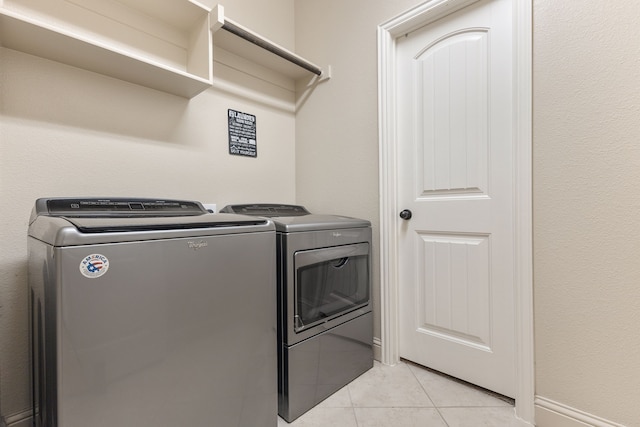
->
[[228, 109, 257, 158]]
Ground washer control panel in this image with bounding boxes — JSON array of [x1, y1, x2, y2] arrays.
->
[[39, 198, 207, 217]]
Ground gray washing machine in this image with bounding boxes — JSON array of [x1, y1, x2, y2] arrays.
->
[[220, 204, 373, 422], [28, 198, 277, 427]]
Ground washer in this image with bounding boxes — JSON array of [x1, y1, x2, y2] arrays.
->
[[28, 197, 277, 427], [220, 204, 373, 422]]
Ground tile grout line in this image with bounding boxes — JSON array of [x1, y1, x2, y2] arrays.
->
[[405, 361, 452, 427], [346, 382, 360, 427]]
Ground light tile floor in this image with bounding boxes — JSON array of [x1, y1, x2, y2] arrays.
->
[[278, 360, 517, 427]]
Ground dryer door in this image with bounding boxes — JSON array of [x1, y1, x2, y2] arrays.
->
[[291, 242, 370, 343]]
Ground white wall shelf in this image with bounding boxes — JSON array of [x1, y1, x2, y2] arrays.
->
[[0, 1, 327, 99], [0, 0, 213, 98]]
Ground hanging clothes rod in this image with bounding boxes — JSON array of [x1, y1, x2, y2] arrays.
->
[[221, 20, 322, 76], [211, 5, 324, 77]]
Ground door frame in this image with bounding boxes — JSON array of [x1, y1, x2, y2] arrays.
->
[[377, 0, 534, 424]]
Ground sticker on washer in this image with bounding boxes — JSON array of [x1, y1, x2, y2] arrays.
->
[[79, 254, 110, 278]]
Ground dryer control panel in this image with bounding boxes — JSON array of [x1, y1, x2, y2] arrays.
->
[[220, 204, 310, 217]]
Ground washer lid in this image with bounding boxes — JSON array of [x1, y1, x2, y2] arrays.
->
[[62, 215, 267, 233], [28, 213, 272, 246], [28, 198, 273, 246]]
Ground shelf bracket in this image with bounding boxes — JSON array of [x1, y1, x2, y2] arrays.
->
[[211, 4, 324, 77]]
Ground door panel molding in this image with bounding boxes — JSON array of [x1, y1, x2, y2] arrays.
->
[[377, 0, 533, 424], [415, 28, 489, 196], [415, 232, 492, 349]]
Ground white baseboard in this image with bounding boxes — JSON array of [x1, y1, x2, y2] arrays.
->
[[535, 396, 627, 427], [3, 409, 32, 427], [373, 336, 382, 362]]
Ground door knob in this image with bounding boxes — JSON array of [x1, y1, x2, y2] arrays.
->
[[399, 209, 412, 220]]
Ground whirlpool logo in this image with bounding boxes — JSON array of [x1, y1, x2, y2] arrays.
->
[[187, 240, 208, 250]]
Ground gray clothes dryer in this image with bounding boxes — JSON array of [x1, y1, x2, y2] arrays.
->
[[220, 204, 373, 422], [28, 198, 277, 427]]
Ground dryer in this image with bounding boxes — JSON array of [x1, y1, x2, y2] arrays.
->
[[220, 204, 373, 422]]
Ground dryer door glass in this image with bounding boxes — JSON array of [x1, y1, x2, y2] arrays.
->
[[294, 243, 369, 332]]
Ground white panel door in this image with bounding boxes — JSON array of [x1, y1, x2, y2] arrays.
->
[[397, 0, 515, 397]]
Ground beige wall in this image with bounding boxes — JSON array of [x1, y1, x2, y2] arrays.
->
[[533, 0, 640, 425], [294, 0, 424, 352], [0, 0, 295, 420]]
